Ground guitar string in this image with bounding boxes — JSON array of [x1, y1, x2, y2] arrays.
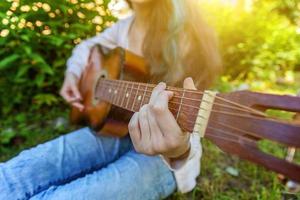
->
[[99, 92, 283, 130], [206, 126, 254, 142], [100, 91, 299, 144], [95, 93, 254, 146], [166, 104, 281, 122], [168, 109, 265, 140], [165, 105, 286, 126], [97, 80, 265, 117], [204, 132, 244, 144], [99, 79, 259, 115], [100, 82, 263, 116], [206, 121, 264, 138], [204, 131, 259, 148], [96, 94, 295, 148], [93, 81, 299, 158], [97, 84, 282, 123], [96, 84, 300, 148], [99, 80, 300, 127], [198, 131, 296, 165], [101, 79, 266, 116], [101, 79, 267, 117], [97, 91, 277, 124], [168, 106, 300, 144], [101, 79, 259, 114], [97, 93, 254, 144]]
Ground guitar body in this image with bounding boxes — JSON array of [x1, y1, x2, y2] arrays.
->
[[70, 45, 149, 137]]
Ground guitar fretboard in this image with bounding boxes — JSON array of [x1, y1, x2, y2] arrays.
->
[[94, 79, 204, 132]]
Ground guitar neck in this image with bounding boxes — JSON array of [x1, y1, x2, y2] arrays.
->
[[94, 78, 205, 132]]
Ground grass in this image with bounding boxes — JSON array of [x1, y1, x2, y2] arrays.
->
[[168, 139, 286, 200], [0, 106, 299, 200]]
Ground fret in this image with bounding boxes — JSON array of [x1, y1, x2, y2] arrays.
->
[[176, 89, 185, 120], [100, 83, 105, 100], [105, 83, 110, 101], [124, 82, 131, 109], [111, 82, 117, 105], [110, 81, 115, 104], [123, 82, 129, 108], [125, 82, 134, 110], [115, 81, 120, 106], [121, 82, 128, 108], [101, 81, 107, 101], [102, 83, 107, 100], [95, 81, 102, 100], [136, 85, 145, 111], [117, 81, 125, 107], [131, 83, 140, 111], [107, 80, 113, 103], [140, 84, 148, 109], [129, 83, 138, 111], [113, 81, 121, 106]]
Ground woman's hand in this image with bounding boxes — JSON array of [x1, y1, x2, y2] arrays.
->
[[128, 77, 197, 160], [60, 72, 84, 111]]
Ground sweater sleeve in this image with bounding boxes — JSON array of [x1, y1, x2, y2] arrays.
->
[[66, 23, 120, 78], [160, 133, 202, 193]]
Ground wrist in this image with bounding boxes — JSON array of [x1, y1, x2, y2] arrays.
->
[[170, 142, 191, 161]]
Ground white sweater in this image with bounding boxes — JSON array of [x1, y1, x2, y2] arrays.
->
[[66, 15, 202, 193]]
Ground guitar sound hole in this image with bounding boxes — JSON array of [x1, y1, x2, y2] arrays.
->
[[100, 69, 108, 79]]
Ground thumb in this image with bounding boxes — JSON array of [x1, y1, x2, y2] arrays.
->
[[183, 77, 197, 90]]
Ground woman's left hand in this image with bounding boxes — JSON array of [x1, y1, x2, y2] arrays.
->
[[128, 77, 197, 160]]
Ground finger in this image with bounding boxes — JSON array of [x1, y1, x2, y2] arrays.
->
[[147, 106, 166, 152], [71, 102, 84, 111], [60, 89, 73, 102], [147, 105, 164, 137], [152, 90, 173, 112], [66, 94, 80, 104], [152, 91, 182, 136], [60, 87, 78, 103], [138, 105, 151, 141], [149, 82, 166, 105], [128, 112, 142, 151], [183, 77, 197, 90], [71, 85, 82, 100]]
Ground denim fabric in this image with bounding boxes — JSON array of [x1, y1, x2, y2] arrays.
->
[[0, 127, 176, 200]]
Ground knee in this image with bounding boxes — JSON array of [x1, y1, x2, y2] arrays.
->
[[118, 151, 176, 199]]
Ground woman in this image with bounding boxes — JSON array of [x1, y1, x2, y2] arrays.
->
[[0, 0, 221, 199]]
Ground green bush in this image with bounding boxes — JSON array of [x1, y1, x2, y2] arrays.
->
[[1, 0, 300, 117], [203, 1, 300, 92], [0, 0, 116, 116], [1, 2, 300, 198], [261, 0, 300, 25]]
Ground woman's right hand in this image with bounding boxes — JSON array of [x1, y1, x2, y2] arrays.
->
[[60, 72, 84, 111]]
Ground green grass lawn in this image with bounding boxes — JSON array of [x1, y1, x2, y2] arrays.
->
[[0, 107, 299, 200]]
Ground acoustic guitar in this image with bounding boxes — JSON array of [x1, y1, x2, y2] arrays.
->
[[70, 44, 300, 182]]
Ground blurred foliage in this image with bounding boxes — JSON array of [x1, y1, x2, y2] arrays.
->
[[0, 0, 116, 116], [1, 1, 300, 199], [202, 0, 300, 93], [0, 0, 299, 117], [262, 0, 300, 25]]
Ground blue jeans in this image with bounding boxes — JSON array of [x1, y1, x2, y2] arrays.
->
[[0, 127, 176, 200]]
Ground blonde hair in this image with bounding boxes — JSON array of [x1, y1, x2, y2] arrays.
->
[[127, 0, 222, 89]]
